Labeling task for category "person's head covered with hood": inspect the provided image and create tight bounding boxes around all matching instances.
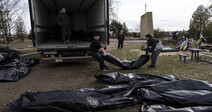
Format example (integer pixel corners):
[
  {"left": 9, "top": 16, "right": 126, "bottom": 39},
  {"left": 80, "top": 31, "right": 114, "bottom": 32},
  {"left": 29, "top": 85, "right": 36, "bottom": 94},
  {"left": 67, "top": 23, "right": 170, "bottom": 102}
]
[{"left": 145, "top": 34, "right": 152, "bottom": 40}]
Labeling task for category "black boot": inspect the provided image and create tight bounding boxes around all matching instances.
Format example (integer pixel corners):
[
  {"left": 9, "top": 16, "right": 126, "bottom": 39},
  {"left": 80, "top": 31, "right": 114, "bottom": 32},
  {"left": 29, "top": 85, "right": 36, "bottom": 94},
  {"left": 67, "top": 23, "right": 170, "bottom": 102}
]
[{"left": 148, "top": 65, "right": 155, "bottom": 68}]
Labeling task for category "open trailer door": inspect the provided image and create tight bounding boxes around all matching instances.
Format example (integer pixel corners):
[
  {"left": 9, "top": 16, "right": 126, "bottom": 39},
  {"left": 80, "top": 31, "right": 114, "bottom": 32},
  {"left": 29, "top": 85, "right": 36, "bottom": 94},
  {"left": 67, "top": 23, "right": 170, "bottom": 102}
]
[
  {"left": 28, "top": 0, "right": 37, "bottom": 47},
  {"left": 86, "top": 0, "right": 109, "bottom": 46},
  {"left": 28, "top": 0, "right": 109, "bottom": 61},
  {"left": 28, "top": 0, "right": 109, "bottom": 49}
]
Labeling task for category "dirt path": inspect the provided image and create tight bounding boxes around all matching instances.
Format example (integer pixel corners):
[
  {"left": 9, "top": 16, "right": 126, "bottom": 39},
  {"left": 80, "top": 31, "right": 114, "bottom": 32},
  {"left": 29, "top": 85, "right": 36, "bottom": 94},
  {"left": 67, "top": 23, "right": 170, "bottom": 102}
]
[
  {"left": 0, "top": 40, "right": 145, "bottom": 112},
  {"left": 0, "top": 58, "right": 106, "bottom": 112}
]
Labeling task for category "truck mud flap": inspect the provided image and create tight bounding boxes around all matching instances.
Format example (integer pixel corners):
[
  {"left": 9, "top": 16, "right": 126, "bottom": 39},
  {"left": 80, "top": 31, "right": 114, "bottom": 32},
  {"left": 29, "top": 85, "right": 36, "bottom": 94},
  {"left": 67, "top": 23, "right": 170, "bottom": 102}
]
[{"left": 102, "top": 53, "right": 150, "bottom": 69}]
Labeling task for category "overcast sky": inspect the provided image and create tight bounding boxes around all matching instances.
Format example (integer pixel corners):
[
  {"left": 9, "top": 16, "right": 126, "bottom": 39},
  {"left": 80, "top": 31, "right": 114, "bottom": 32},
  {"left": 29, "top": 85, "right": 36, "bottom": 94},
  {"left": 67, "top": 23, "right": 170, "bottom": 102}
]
[
  {"left": 117, "top": 0, "right": 212, "bottom": 31},
  {"left": 22, "top": 0, "right": 31, "bottom": 33}
]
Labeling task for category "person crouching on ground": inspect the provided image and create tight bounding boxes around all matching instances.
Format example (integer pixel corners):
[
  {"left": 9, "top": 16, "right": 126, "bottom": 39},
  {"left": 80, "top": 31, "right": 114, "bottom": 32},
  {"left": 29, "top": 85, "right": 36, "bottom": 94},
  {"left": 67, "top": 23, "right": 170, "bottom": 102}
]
[
  {"left": 117, "top": 31, "right": 125, "bottom": 49},
  {"left": 145, "top": 34, "right": 163, "bottom": 68},
  {"left": 90, "top": 35, "right": 109, "bottom": 71}
]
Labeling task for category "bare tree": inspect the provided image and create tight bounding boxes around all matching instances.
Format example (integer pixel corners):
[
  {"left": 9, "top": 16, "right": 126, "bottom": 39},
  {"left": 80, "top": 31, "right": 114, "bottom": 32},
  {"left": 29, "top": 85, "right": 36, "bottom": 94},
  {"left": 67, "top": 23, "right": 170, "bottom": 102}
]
[
  {"left": 189, "top": 5, "right": 211, "bottom": 40},
  {"left": 133, "top": 24, "right": 140, "bottom": 32},
  {"left": 109, "top": 0, "right": 120, "bottom": 22},
  {"left": 0, "top": 0, "right": 27, "bottom": 44},
  {"left": 154, "top": 27, "right": 166, "bottom": 38},
  {"left": 15, "top": 16, "right": 26, "bottom": 42}
]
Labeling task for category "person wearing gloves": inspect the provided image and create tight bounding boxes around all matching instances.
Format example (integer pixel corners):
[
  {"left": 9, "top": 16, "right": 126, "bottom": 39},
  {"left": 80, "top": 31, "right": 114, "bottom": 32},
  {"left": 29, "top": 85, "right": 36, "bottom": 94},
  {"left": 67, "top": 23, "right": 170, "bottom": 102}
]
[
  {"left": 90, "top": 35, "right": 109, "bottom": 71},
  {"left": 145, "top": 34, "right": 163, "bottom": 68}
]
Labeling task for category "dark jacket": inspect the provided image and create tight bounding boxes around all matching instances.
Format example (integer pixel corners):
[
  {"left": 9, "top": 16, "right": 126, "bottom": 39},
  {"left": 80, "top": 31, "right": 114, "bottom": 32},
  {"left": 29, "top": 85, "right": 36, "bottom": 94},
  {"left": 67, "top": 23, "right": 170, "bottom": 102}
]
[
  {"left": 57, "top": 13, "right": 70, "bottom": 27},
  {"left": 90, "top": 40, "right": 102, "bottom": 53},
  {"left": 147, "top": 37, "right": 160, "bottom": 53},
  {"left": 117, "top": 34, "right": 125, "bottom": 41}
]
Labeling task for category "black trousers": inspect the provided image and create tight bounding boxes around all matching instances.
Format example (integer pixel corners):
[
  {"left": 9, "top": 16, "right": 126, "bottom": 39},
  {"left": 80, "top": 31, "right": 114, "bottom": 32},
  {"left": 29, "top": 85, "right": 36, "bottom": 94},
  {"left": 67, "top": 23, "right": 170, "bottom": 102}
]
[
  {"left": 61, "top": 25, "right": 72, "bottom": 41},
  {"left": 92, "top": 52, "right": 107, "bottom": 70},
  {"left": 151, "top": 49, "right": 162, "bottom": 66},
  {"left": 118, "top": 41, "right": 124, "bottom": 49}
]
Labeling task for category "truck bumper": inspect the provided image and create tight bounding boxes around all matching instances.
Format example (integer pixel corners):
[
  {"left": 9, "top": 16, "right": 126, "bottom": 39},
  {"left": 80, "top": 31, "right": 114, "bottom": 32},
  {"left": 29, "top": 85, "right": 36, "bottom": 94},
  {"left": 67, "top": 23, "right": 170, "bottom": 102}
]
[{"left": 42, "top": 56, "right": 93, "bottom": 63}]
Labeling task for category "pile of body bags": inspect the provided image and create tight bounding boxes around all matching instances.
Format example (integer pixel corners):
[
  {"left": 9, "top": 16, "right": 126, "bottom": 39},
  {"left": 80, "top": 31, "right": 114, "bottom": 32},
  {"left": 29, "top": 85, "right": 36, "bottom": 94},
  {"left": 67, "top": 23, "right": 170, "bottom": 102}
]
[
  {"left": 0, "top": 47, "right": 39, "bottom": 81},
  {"left": 8, "top": 72, "right": 212, "bottom": 112}
]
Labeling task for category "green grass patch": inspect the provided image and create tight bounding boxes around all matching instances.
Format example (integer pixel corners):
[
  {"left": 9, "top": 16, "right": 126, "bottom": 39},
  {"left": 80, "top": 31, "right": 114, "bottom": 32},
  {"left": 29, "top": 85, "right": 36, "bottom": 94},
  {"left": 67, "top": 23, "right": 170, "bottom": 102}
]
[
  {"left": 18, "top": 48, "right": 37, "bottom": 54},
  {"left": 108, "top": 45, "right": 144, "bottom": 60},
  {"left": 107, "top": 43, "right": 212, "bottom": 81},
  {"left": 1, "top": 39, "right": 35, "bottom": 54}
]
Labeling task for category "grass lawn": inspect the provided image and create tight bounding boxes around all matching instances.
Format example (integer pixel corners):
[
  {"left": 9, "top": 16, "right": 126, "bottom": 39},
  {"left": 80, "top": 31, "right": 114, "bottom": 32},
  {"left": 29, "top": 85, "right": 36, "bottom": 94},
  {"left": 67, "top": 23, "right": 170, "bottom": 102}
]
[
  {"left": 107, "top": 42, "right": 212, "bottom": 81},
  {"left": 2, "top": 39, "right": 212, "bottom": 80},
  {"left": 0, "top": 39, "right": 36, "bottom": 54}
]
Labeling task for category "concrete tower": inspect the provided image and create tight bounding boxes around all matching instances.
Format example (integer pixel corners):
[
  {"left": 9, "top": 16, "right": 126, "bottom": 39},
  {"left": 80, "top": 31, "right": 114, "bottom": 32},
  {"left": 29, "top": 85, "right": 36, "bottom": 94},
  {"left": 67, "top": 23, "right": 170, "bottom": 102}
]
[{"left": 140, "top": 12, "right": 154, "bottom": 39}]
